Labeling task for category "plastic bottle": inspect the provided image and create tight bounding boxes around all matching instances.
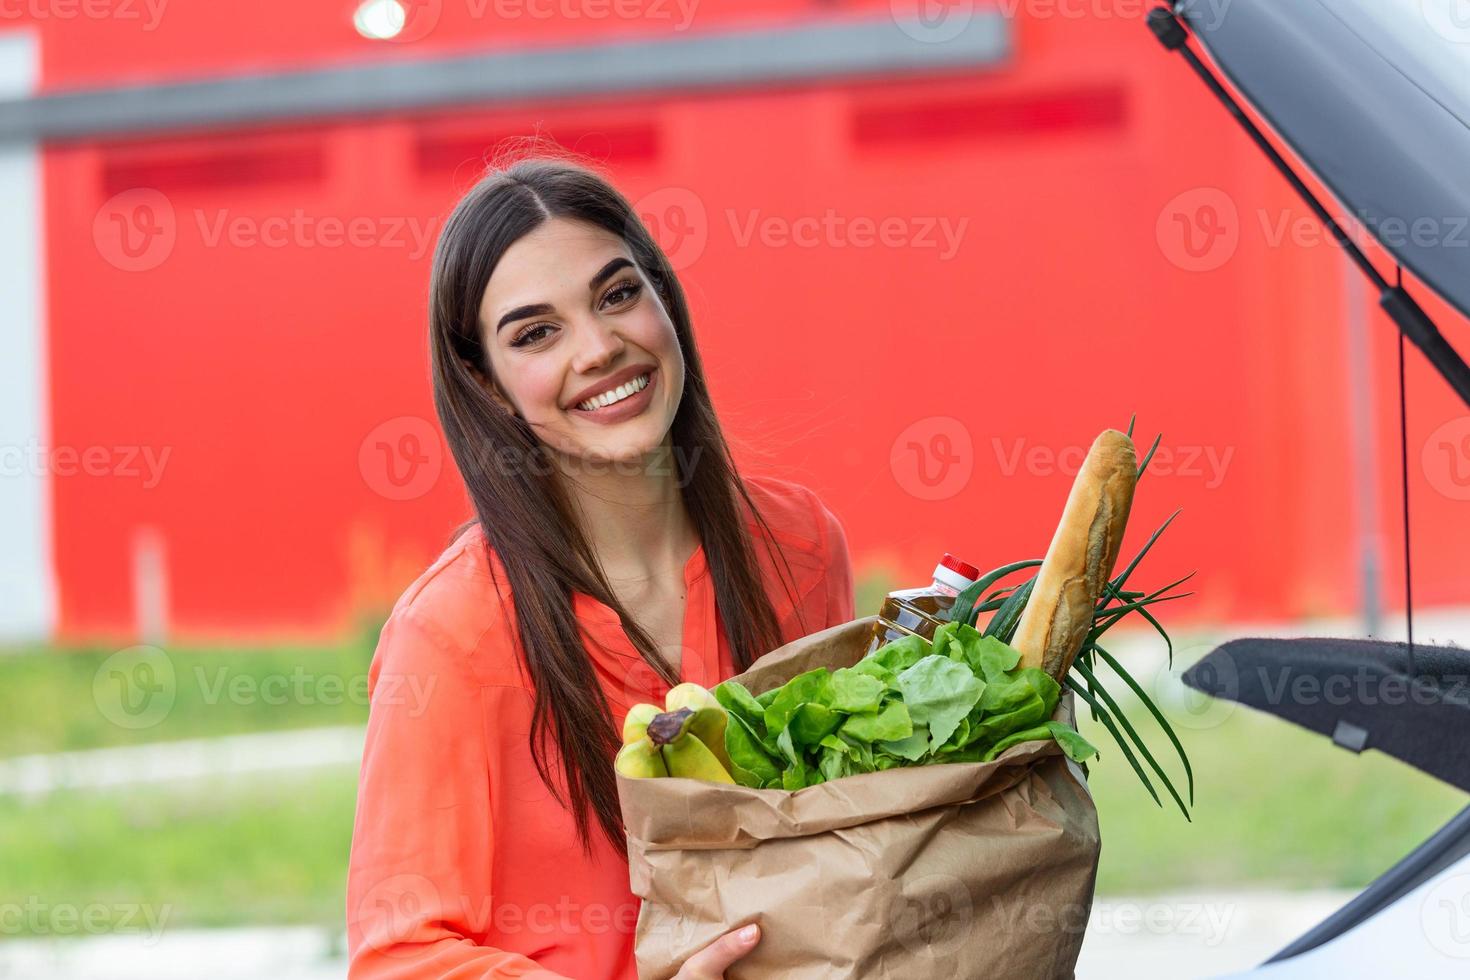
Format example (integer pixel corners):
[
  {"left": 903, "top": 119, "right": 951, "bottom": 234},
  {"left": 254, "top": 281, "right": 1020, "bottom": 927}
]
[{"left": 867, "top": 554, "right": 982, "bottom": 655}]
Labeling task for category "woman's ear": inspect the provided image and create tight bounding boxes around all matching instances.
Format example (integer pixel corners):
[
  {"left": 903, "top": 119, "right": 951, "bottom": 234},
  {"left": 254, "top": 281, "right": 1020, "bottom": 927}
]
[{"left": 467, "top": 360, "right": 519, "bottom": 417}]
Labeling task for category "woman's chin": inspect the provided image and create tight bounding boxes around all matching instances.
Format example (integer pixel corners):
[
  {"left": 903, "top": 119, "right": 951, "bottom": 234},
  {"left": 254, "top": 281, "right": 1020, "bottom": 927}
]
[{"left": 558, "top": 433, "right": 667, "bottom": 473}]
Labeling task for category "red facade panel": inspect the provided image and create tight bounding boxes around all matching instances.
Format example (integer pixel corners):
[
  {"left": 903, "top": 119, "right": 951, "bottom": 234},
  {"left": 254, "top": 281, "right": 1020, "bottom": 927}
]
[{"left": 30, "top": 6, "right": 1470, "bottom": 640}]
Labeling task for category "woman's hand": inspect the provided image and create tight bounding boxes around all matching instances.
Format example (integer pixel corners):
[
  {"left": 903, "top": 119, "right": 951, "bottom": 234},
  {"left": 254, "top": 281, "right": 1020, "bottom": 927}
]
[{"left": 672, "top": 923, "right": 761, "bottom": 979}]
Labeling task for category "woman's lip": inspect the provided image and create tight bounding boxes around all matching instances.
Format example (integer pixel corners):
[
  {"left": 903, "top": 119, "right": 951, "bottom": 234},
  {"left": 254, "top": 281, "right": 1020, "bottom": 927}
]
[
  {"left": 568, "top": 368, "right": 656, "bottom": 423},
  {"left": 568, "top": 365, "right": 658, "bottom": 409}
]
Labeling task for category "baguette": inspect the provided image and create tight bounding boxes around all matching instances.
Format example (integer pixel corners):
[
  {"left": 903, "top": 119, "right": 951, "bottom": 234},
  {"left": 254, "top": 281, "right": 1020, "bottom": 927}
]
[{"left": 1013, "top": 429, "right": 1138, "bottom": 681}]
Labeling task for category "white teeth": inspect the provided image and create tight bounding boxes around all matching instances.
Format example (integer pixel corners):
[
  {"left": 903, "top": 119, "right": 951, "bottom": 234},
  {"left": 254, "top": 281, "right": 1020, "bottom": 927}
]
[{"left": 577, "top": 372, "right": 650, "bottom": 411}]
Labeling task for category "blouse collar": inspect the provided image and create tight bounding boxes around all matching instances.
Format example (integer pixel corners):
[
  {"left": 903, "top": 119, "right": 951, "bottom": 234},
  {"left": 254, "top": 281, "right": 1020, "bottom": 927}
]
[{"left": 571, "top": 540, "right": 708, "bottom": 624}]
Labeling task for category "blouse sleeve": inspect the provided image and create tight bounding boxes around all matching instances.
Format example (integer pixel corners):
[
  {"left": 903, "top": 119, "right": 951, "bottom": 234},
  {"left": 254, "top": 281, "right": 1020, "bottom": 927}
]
[
  {"left": 345, "top": 610, "right": 571, "bottom": 979},
  {"left": 811, "top": 491, "right": 856, "bottom": 629}
]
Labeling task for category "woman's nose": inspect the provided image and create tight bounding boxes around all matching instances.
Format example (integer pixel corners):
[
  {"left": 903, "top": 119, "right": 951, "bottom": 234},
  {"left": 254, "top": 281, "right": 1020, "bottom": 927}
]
[{"left": 570, "top": 316, "right": 626, "bottom": 373}]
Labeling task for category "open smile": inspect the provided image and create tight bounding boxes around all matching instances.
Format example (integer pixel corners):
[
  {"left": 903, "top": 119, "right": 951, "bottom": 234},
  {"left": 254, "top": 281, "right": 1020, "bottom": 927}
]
[{"left": 568, "top": 368, "right": 657, "bottom": 424}]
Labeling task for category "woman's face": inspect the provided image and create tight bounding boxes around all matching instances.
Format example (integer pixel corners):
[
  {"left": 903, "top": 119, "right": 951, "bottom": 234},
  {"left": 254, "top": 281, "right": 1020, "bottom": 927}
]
[{"left": 478, "top": 217, "right": 685, "bottom": 467}]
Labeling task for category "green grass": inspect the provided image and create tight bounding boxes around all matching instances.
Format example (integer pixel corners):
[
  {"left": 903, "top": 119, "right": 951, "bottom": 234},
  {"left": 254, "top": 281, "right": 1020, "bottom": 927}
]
[
  {"left": 0, "top": 576, "right": 895, "bottom": 761},
  {"left": 0, "top": 624, "right": 380, "bottom": 758},
  {"left": 857, "top": 568, "right": 1470, "bottom": 892},
  {"left": 853, "top": 568, "right": 896, "bottom": 628},
  {"left": 4, "top": 589, "right": 1468, "bottom": 936},
  {"left": 5, "top": 706, "right": 1463, "bottom": 937},
  {"left": 1082, "top": 664, "right": 1470, "bottom": 894},
  {"left": 0, "top": 771, "right": 359, "bottom": 931}
]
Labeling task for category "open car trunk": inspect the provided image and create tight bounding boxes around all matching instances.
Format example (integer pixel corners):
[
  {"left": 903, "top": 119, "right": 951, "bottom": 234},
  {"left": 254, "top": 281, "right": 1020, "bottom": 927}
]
[{"left": 1151, "top": 0, "right": 1470, "bottom": 972}]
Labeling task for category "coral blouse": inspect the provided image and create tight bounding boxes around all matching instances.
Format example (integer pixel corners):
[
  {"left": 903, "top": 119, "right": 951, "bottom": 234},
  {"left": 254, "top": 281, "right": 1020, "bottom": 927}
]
[{"left": 345, "top": 475, "right": 856, "bottom": 979}]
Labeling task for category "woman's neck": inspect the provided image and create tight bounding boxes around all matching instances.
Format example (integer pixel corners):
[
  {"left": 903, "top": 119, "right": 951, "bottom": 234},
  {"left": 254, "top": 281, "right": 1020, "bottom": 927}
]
[{"left": 555, "top": 442, "right": 699, "bottom": 588}]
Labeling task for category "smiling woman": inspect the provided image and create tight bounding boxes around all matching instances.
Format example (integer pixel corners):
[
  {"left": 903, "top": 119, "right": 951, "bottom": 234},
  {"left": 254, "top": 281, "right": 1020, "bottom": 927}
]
[
  {"left": 345, "top": 145, "right": 855, "bottom": 979},
  {"left": 479, "top": 221, "right": 683, "bottom": 461}
]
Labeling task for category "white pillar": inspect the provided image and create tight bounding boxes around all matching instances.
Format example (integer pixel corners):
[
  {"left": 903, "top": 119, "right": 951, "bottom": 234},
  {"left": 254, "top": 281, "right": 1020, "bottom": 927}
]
[{"left": 0, "top": 28, "right": 55, "bottom": 640}]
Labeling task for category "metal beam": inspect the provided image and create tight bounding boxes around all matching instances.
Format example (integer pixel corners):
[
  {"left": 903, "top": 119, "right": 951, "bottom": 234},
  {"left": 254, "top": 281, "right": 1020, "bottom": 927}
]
[{"left": 0, "top": 13, "right": 1011, "bottom": 143}]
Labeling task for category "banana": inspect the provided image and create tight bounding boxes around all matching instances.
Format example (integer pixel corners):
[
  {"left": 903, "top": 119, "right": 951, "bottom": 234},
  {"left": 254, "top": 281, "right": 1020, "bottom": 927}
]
[
  {"left": 646, "top": 707, "right": 737, "bottom": 783},
  {"left": 614, "top": 737, "right": 669, "bottom": 778},
  {"left": 662, "top": 730, "right": 737, "bottom": 783},
  {"left": 663, "top": 683, "right": 736, "bottom": 774},
  {"left": 664, "top": 682, "right": 716, "bottom": 712},
  {"left": 615, "top": 686, "right": 738, "bottom": 784},
  {"left": 622, "top": 702, "right": 662, "bottom": 745}
]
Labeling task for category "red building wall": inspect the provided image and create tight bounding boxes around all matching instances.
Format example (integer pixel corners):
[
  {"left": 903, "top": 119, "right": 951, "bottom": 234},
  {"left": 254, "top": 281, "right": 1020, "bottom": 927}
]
[{"left": 24, "top": 1, "right": 1470, "bottom": 641}]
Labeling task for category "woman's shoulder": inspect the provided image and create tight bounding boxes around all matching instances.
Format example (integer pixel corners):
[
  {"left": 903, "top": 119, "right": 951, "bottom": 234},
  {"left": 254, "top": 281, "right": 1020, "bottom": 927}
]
[
  {"left": 739, "top": 474, "right": 852, "bottom": 605},
  {"left": 740, "top": 474, "right": 856, "bottom": 635},
  {"left": 376, "top": 523, "right": 524, "bottom": 688},
  {"left": 740, "top": 473, "right": 848, "bottom": 561}
]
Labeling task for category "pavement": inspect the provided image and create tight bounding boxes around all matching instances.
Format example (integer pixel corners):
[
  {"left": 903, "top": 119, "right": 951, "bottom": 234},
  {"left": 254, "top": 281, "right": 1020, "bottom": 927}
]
[
  {"left": 0, "top": 890, "right": 1359, "bottom": 979},
  {"left": 1077, "top": 890, "right": 1357, "bottom": 978},
  {"left": 0, "top": 726, "right": 365, "bottom": 798}
]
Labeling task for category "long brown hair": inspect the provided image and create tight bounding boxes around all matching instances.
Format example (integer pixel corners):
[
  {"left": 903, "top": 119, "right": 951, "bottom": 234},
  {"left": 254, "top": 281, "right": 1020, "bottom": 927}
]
[{"left": 427, "top": 143, "right": 808, "bottom": 854}]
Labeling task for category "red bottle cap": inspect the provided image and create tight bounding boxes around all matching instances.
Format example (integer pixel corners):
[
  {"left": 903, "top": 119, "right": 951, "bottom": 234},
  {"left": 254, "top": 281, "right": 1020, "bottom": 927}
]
[{"left": 940, "top": 553, "right": 981, "bottom": 582}]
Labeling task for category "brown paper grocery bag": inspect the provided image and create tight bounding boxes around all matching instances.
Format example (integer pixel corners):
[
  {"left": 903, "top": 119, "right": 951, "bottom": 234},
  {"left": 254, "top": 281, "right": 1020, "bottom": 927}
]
[{"left": 617, "top": 614, "right": 1101, "bottom": 979}]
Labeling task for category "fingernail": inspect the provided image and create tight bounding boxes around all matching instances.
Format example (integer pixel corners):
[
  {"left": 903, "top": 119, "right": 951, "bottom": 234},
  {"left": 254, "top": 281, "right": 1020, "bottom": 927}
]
[{"left": 739, "top": 924, "right": 759, "bottom": 944}]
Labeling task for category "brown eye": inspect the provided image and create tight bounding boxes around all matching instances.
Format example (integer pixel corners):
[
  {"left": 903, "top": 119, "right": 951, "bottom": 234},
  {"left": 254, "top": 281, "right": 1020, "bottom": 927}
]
[
  {"left": 511, "top": 323, "right": 555, "bottom": 348},
  {"left": 604, "top": 280, "right": 641, "bottom": 306}
]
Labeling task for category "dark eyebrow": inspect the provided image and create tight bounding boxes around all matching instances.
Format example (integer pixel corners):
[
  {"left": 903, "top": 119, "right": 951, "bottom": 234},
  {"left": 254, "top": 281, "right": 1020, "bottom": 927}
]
[{"left": 495, "top": 257, "right": 636, "bottom": 333}]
